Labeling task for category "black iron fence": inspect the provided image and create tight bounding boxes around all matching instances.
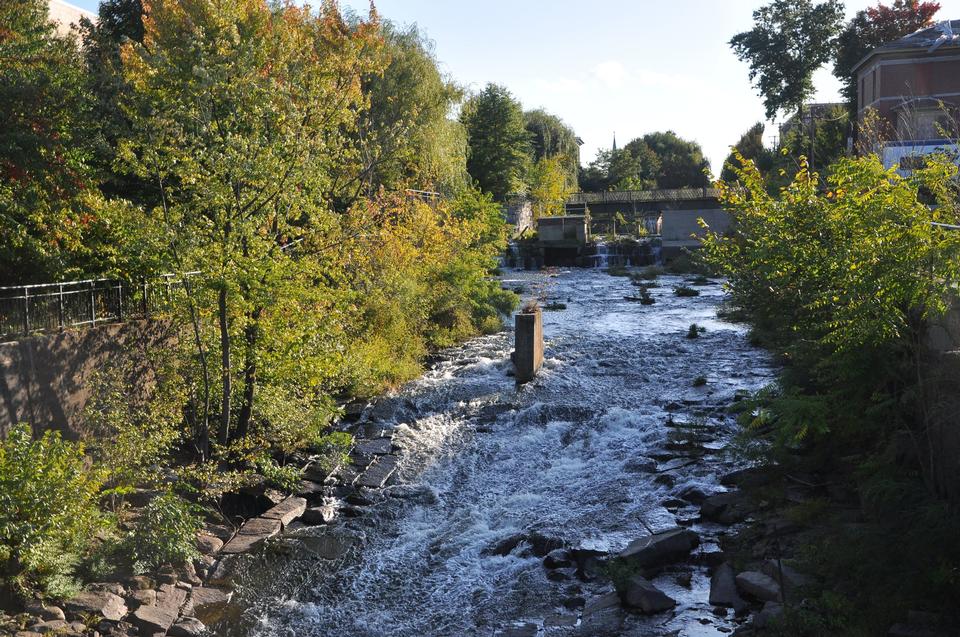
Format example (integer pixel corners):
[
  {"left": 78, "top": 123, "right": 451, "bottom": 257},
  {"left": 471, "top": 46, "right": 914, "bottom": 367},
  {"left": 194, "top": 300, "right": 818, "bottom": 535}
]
[{"left": 0, "top": 273, "right": 199, "bottom": 341}]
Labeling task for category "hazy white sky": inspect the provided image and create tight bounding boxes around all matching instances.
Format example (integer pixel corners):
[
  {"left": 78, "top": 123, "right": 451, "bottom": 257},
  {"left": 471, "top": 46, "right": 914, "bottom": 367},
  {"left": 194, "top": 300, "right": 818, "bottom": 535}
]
[{"left": 70, "top": 0, "right": 960, "bottom": 174}]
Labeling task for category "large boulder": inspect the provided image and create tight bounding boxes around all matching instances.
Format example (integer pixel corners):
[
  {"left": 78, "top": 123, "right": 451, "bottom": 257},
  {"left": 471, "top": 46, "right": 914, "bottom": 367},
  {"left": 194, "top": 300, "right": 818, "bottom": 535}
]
[
  {"left": 578, "top": 592, "right": 624, "bottom": 636},
  {"left": 709, "top": 563, "right": 748, "bottom": 612},
  {"left": 619, "top": 576, "right": 676, "bottom": 614},
  {"left": 301, "top": 505, "right": 337, "bottom": 525},
  {"left": 130, "top": 604, "right": 177, "bottom": 635},
  {"left": 185, "top": 587, "right": 232, "bottom": 624},
  {"left": 262, "top": 496, "right": 307, "bottom": 526},
  {"left": 617, "top": 528, "right": 699, "bottom": 568},
  {"left": 168, "top": 617, "right": 206, "bottom": 637},
  {"left": 700, "top": 492, "right": 750, "bottom": 524},
  {"left": 735, "top": 570, "right": 782, "bottom": 602},
  {"left": 65, "top": 590, "right": 128, "bottom": 622}
]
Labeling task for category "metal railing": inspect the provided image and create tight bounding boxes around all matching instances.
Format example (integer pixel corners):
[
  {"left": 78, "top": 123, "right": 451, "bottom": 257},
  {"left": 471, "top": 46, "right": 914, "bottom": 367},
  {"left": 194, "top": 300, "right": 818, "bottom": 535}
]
[
  {"left": 0, "top": 273, "right": 199, "bottom": 341},
  {"left": 567, "top": 187, "right": 720, "bottom": 205}
]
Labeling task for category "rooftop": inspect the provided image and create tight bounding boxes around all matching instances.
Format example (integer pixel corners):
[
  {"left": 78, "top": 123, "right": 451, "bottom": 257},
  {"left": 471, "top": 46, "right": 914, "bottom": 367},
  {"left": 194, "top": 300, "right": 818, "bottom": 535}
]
[{"left": 854, "top": 19, "right": 960, "bottom": 71}]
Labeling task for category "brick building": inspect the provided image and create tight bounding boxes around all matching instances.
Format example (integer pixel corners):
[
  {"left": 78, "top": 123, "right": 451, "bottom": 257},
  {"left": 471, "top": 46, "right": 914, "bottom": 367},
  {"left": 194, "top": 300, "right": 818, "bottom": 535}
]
[{"left": 853, "top": 20, "right": 960, "bottom": 172}]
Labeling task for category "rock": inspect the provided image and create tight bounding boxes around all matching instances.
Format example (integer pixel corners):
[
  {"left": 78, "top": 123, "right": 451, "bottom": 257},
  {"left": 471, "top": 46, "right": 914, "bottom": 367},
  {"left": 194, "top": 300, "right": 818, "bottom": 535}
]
[
  {"left": 125, "top": 589, "right": 156, "bottom": 609},
  {"left": 544, "top": 614, "right": 578, "bottom": 627},
  {"left": 709, "top": 563, "right": 748, "bottom": 612},
  {"left": 721, "top": 466, "right": 774, "bottom": 488},
  {"left": 88, "top": 582, "right": 127, "bottom": 597},
  {"left": 262, "top": 496, "right": 308, "bottom": 526},
  {"left": 196, "top": 533, "right": 224, "bottom": 555},
  {"left": 24, "top": 602, "right": 65, "bottom": 622},
  {"left": 578, "top": 592, "right": 624, "bottom": 635},
  {"left": 619, "top": 576, "right": 676, "bottom": 614},
  {"left": 543, "top": 548, "right": 572, "bottom": 569},
  {"left": 354, "top": 438, "right": 393, "bottom": 455},
  {"left": 546, "top": 567, "right": 577, "bottom": 582},
  {"left": 618, "top": 528, "right": 700, "bottom": 568},
  {"left": 355, "top": 455, "right": 399, "bottom": 489},
  {"left": 204, "top": 524, "right": 234, "bottom": 541},
  {"left": 295, "top": 532, "right": 353, "bottom": 560},
  {"left": 760, "top": 559, "right": 812, "bottom": 594},
  {"left": 735, "top": 571, "right": 782, "bottom": 602},
  {"left": 679, "top": 486, "right": 709, "bottom": 503},
  {"left": 131, "top": 604, "right": 177, "bottom": 635},
  {"left": 301, "top": 505, "right": 337, "bottom": 525},
  {"left": 700, "top": 492, "right": 749, "bottom": 524},
  {"left": 237, "top": 516, "right": 282, "bottom": 537},
  {"left": 27, "top": 620, "right": 67, "bottom": 634},
  {"left": 185, "top": 587, "right": 232, "bottom": 624},
  {"left": 206, "top": 554, "right": 248, "bottom": 587},
  {"left": 65, "top": 590, "right": 128, "bottom": 622},
  {"left": 168, "top": 617, "right": 206, "bottom": 637},
  {"left": 754, "top": 602, "right": 784, "bottom": 628},
  {"left": 623, "top": 459, "right": 658, "bottom": 474},
  {"left": 345, "top": 491, "right": 375, "bottom": 506},
  {"left": 126, "top": 575, "right": 155, "bottom": 591},
  {"left": 220, "top": 532, "right": 266, "bottom": 554},
  {"left": 495, "top": 623, "right": 537, "bottom": 637},
  {"left": 155, "top": 583, "right": 189, "bottom": 615},
  {"left": 14, "top": 632, "right": 43, "bottom": 637}
]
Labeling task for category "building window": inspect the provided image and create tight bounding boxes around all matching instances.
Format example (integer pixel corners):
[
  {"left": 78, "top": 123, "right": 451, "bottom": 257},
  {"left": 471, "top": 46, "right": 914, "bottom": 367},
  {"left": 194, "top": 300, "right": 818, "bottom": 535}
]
[{"left": 897, "top": 108, "right": 955, "bottom": 141}]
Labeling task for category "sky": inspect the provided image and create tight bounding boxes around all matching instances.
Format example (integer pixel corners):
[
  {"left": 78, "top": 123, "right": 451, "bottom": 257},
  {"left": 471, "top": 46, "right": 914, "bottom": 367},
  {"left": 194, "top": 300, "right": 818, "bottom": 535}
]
[{"left": 68, "top": 0, "right": 960, "bottom": 175}]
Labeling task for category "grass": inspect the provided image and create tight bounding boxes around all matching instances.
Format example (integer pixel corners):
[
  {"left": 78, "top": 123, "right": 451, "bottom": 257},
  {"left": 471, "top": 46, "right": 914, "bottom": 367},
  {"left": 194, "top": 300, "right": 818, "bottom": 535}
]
[{"left": 674, "top": 286, "right": 700, "bottom": 297}]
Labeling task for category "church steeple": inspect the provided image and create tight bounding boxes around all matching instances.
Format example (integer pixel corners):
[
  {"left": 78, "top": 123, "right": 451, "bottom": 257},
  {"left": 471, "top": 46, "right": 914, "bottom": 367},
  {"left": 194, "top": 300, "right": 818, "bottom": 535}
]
[{"left": 612, "top": 132, "right": 617, "bottom": 152}]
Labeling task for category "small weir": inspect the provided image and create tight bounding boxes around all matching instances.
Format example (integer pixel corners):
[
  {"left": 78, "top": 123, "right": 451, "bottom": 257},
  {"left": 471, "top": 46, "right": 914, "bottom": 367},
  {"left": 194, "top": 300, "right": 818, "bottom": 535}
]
[{"left": 219, "top": 269, "right": 774, "bottom": 637}]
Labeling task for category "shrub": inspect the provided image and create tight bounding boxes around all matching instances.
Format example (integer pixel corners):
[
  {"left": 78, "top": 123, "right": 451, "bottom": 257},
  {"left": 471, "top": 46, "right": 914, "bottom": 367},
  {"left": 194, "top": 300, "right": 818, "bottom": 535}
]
[
  {"left": 674, "top": 286, "right": 700, "bottom": 297},
  {"left": 0, "top": 425, "right": 107, "bottom": 600},
  {"left": 692, "top": 375, "right": 708, "bottom": 387},
  {"left": 605, "top": 265, "right": 629, "bottom": 277},
  {"left": 543, "top": 301, "right": 567, "bottom": 311},
  {"left": 255, "top": 456, "right": 303, "bottom": 493},
  {"left": 311, "top": 431, "right": 353, "bottom": 475},
  {"left": 686, "top": 323, "right": 706, "bottom": 339},
  {"left": 127, "top": 492, "right": 200, "bottom": 573}
]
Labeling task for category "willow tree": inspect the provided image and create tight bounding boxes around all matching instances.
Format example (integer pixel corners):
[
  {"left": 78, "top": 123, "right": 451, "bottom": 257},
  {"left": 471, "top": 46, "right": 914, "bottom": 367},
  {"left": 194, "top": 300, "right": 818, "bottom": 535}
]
[{"left": 119, "top": 0, "right": 384, "bottom": 452}]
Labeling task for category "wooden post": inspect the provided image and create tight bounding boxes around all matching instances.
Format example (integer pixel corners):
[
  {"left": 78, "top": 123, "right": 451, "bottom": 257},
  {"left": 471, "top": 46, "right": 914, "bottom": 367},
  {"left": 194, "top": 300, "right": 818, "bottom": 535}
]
[{"left": 514, "top": 309, "right": 544, "bottom": 384}]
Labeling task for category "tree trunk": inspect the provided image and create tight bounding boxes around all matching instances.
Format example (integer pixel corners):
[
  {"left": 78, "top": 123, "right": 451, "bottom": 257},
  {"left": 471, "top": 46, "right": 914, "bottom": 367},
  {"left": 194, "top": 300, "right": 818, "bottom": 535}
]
[
  {"left": 235, "top": 307, "right": 261, "bottom": 440},
  {"left": 217, "top": 285, "right": 231, "bottom": 446}
]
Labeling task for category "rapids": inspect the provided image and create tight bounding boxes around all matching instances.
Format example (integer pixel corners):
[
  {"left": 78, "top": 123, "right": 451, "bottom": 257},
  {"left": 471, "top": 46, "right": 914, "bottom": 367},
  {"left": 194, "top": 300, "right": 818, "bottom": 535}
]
[{"left": 221, "top": 268, "right": 775, "bottom": 637}]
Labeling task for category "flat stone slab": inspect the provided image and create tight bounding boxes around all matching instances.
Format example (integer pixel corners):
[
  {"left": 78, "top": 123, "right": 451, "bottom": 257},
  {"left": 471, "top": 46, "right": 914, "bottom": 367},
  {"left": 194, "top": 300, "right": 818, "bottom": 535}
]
[
  {"left": 65, "top": 590, "right": 127, "bottom": 622},
  {"left": 184, "top": 587, "right": 232, "bottom": 624},
  {"left": 618, "top": 527, "right": 699, "bottom": 568},
  {"left": 131, "top": 604, "right": 177, "bottom": 634},
  {"left": 355, "top": 438, "right": 393, "bottom": 455},
  {"left": 156, "top": 583, "right": 189, "bottom": 615},
  {"left": 262, "top": 496, "right": 307, "bottom": 526},
  {"left": 237, "top": 516, "right": 282, "bottom": 537},
  {"left": 735, "top": 570, "right": 782, "bottom": 602},
  {"left": 355, "top": 455, "right": 398, "bottom": 489},
  {"left": 220, "top": 533, "right": 267, "bottom": 554}
]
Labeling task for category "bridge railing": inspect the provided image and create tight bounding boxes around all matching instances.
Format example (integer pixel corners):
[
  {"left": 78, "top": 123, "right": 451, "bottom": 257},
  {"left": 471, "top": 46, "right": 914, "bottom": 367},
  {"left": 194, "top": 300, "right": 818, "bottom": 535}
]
[
  {"left": 0, "top": 273, "right": 199, "bottom": 342},
  {"left": 567, "top": 186, "right": 720, "bottom": 205}
]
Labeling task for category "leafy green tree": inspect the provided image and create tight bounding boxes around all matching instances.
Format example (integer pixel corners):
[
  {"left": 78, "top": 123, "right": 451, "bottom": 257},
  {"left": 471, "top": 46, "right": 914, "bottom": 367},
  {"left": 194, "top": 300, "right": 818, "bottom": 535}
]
[
  {"left": 641, "top": 131, "right": 710, "bottom": 189},
  {"left": 834, "top": 1, "right": 940, "bottom": 111},
  {"left": 461, "top": 83, "right": 531, "bottom": 200},
  {"left": 119, "top": 0, "right": 384, "bottom": 451},
  {"left": 337, "top": 22, "right": 466, "bottom": 204},
  {"left": 524, "top": 109, "right": 580, "bottom": 189},
  {"left": 730, "top": 0, "right": 845, "bottom": 121},
  {"left": 529, "top": 156, "right": 573, "bottom": 218},
  {"left": 127, "top": 492, "right": 200, "bottom": 572},
  {"left": 0, "top": 0, "right": 111, "bottom": 283},
  {"left": 721, "top": 122, "right": 775, "bottom": 182},
  {"left": 0, "top": 425, "right": 107, "bottom": 600}
]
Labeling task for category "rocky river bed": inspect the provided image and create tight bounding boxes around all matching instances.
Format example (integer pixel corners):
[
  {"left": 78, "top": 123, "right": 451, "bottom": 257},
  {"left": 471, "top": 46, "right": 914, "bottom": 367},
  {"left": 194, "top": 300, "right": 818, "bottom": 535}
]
[{"left": 215, "top": 268, "right": 778, "bottom": 637}]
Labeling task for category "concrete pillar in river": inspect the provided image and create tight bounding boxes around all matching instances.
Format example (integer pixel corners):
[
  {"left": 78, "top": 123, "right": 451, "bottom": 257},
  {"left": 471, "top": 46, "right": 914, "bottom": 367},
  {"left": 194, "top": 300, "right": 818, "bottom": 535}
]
[{"left": 514, "top": 308, "right": 543, "bottom": 383}]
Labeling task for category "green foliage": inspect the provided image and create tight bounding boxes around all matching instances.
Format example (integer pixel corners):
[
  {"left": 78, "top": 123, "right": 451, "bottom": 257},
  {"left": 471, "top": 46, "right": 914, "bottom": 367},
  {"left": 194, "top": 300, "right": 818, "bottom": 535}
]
[
  {"left": 310, "top": 432, "right": 353, "bottom": 476},
  {"left": 674, "top": 286, "right": 700, "bottom": 297},
  {"left": 721, "top": 122, "right": 775, "bottom": 183},
  {"left": 127, "top": 492, "right": 200, "bottom": 572},
  {"left": 529, "top": 156, "right": 574, "bottom": 218},
  {"left": 83, "top": 354, "right": 186, "bottom": 503},
  {"left": 0, "top": 425, "right": 107, "bottom": 600},
  {"left": 686, "top": 323, "right": 706, "bottom": 339},
  {"left": 605, "top": 265, "right": 630, "bottom": 277},
  {"left": 254, "top": 456, "right": 303, "bottom": 494},
  {"left": 461, "top": 83, "right": 531, "bottom": 200},
  {"left": 692, "top": 375, "right": 708, "bottom": 387},
  {"left": 580, "top": 132, "right": 709, "bottom": 192},
  {"left": 730, "top": 0, "right": 845, "bottom": 120},
  {"left": 524, "top": 109, "right": 580, "bottom": 189}
]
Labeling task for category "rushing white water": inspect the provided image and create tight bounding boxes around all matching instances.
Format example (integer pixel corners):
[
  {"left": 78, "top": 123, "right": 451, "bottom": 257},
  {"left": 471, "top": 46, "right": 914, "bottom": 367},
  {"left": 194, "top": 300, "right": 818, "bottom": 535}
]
[{"left": 223, "top": 269, "right": 775, "bottom": 637}]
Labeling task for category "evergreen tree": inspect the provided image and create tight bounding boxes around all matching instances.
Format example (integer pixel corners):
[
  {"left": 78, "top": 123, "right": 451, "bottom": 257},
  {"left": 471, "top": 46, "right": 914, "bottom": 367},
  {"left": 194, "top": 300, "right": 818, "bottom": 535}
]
[{"left": 460, "top": 83, "right": 531, "bottom": 201}]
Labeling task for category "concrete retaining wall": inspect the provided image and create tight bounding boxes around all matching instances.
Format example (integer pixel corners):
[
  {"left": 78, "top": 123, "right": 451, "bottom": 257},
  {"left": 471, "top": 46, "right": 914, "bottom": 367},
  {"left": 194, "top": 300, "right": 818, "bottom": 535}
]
[{"left": 0, "top": 320, "right": 177, "bottom": 439}]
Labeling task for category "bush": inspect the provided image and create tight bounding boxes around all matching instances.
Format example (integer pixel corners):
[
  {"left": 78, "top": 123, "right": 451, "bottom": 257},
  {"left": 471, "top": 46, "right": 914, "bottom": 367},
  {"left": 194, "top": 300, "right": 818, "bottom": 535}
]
[
  {"left": 310, "top": 431, "right": 353, "bottom": 476},
  {"left": 686, "top": 323, "right": 706, "bottom": 339},
  {"left": 674, "top": 286, "right": 700, "bottom": 297},
  {"left": 692, "top": 375, "right": 708, "bottom": 387},
  {"left": 127, "top": 492, "right": 200, "bottom": 573},
  {"left": 255, "top": 456, "right": 303, "bottom": 493},
  {"left": 605, "top": 265, "right": 630, "bottom": 277},
  {"left": 0, "top": 425, "right": 107, "bottom": 600}
]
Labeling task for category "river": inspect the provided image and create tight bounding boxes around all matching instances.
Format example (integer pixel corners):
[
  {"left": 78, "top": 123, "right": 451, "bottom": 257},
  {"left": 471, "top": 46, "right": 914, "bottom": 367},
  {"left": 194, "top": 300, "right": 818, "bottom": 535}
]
[{"left": 219, "top": 268, "right": 775, "bottom": 637}]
